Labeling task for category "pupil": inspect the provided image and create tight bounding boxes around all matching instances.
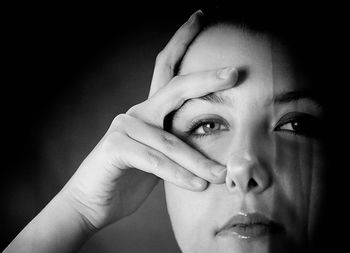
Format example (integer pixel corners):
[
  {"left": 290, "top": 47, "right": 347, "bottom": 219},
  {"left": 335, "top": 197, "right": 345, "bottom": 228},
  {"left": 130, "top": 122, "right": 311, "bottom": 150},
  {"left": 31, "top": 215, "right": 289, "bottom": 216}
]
[{"left": 292, "top": 121, "right": 298, "bottom": 129}]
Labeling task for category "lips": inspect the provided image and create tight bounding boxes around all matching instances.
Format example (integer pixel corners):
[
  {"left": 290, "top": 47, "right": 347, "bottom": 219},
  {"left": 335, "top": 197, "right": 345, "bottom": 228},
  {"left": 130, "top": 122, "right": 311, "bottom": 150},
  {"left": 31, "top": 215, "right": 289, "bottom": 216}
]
[{"left": 216, "top": 213, "right": 285, "bottom": 239}]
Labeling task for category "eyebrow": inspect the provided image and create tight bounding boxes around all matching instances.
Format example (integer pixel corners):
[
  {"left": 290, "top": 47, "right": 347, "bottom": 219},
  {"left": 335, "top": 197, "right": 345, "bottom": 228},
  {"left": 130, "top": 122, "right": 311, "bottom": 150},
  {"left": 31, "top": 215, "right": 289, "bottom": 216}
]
[
  {"left": 196, "top": 92, "right": 228, "bottom": 104},
  {"left": 176, "top": 90, "right": 322, "bottom": 116},
  {"left": 272, "top": 90, "right": 321, "bottom": 105}
]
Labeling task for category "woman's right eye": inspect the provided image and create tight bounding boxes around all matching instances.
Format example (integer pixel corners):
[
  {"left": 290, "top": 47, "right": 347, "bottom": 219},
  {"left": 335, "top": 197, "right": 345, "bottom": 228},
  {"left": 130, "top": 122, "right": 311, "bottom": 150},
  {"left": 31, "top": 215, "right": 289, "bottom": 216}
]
[{"left": 187, "top": 119, "right": 229, "bottom": 139}]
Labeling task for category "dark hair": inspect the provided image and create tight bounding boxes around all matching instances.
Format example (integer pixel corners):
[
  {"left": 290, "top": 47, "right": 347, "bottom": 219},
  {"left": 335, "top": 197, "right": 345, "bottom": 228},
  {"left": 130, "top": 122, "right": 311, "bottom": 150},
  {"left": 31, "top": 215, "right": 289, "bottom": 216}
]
[
  {"left": 176, "top": 1, "right": 329, "bottom": 105},
  {"left": 197, "top": 2, "right": 326, "bottom": 86}
]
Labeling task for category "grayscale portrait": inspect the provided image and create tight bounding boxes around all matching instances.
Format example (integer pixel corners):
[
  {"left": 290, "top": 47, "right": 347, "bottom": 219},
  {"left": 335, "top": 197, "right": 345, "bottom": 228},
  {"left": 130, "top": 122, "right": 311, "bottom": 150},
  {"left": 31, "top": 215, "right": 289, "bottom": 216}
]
[{"left": 3, "top": 1, "right": 347, "bottom": 253}]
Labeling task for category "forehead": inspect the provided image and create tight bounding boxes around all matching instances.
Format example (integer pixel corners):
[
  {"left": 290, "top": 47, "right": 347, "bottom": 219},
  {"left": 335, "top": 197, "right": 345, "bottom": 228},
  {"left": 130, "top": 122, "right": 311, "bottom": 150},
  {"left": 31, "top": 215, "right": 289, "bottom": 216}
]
[
  {"left": 181, "top": 26, "right": 272, "bottom": 73},
  {"left": 180, "top": 25, "right": 306, "bottom": 94}
]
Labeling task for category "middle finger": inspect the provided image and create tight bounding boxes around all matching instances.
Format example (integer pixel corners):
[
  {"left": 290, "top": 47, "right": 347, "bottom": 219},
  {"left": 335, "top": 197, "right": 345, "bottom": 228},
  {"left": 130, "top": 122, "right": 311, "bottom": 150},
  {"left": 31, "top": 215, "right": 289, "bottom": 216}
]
[{"left": 115, "top": 114, "right": 226, "bottom": 183}]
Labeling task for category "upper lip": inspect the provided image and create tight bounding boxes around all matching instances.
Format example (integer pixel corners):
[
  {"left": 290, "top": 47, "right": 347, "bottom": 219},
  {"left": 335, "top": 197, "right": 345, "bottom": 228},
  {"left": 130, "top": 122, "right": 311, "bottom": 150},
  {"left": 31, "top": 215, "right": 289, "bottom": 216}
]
[{"left": 215, "top": 212, "right": 284, "bottom": 236}]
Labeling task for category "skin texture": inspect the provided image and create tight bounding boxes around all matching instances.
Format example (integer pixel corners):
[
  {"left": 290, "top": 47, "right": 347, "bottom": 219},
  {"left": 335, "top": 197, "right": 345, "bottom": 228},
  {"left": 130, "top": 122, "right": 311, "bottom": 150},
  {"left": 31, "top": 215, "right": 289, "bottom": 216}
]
[{"left": 165, "top": 25, "right": 325, "bottom": 253}]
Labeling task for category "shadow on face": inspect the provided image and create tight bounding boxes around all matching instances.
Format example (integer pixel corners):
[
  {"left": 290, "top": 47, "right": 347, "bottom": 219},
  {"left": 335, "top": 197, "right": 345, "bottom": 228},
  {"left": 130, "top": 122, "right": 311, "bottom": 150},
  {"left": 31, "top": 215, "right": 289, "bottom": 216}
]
[{"left": 164, "top": 25, "right": 326, "bottom": 253}]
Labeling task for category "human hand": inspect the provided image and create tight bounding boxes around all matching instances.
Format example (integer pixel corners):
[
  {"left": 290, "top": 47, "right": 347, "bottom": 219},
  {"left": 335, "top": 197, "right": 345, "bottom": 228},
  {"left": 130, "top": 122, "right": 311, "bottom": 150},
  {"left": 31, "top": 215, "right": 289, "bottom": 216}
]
[{"left": 60, "top": 10, "right": 238, "bottom": 233}]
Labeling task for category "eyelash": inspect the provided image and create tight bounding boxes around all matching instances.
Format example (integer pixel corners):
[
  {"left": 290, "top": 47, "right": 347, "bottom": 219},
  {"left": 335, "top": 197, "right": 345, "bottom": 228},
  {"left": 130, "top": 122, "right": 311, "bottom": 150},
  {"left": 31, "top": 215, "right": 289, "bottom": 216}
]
[
  {"left": 273, "top": 112, "right": 321, "bottom": 138},
  {"left": 186, "top": 113, "right": 321, "bottom": 139},
  {"left": 186, "top": 118, "right": 229, "bottom": 139}
]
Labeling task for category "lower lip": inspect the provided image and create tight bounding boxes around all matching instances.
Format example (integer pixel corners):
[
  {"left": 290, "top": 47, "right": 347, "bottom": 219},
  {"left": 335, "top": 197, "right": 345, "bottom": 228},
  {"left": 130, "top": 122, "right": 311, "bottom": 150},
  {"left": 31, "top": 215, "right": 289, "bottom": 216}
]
[{"left": 216, "top": 223, "right": 282, "bottom": 239}]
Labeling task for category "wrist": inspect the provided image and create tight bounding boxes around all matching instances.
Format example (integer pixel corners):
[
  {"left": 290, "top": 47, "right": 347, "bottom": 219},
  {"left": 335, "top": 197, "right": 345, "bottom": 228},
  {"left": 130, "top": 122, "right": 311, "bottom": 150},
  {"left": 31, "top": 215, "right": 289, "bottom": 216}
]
[{"left": 57, "top": 189, "right": 99, "bottom": 236}]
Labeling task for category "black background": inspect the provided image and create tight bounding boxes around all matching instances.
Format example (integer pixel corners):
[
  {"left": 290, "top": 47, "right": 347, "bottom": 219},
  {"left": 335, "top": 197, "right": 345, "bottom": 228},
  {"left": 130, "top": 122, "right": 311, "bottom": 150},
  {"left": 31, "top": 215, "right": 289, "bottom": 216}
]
[{"left": 2, "top": 1, "right": 348, "bottom": 252}]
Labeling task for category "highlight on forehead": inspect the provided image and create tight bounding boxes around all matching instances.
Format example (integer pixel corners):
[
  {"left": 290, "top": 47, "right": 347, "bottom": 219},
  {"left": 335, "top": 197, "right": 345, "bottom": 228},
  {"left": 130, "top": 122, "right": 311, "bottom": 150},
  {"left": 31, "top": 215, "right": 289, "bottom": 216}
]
[{"left": 176, "top": 23, "right": 268, "bottom": 76}]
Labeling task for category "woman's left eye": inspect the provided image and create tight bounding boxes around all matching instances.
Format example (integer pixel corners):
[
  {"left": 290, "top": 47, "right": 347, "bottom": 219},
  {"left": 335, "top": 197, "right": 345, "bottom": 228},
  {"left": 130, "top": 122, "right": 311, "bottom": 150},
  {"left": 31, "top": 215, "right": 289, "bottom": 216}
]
[
  {"left": 274, "top": 112, "right": 321, "bottom": 138},
  {"left": 188, "top": 119, "right": 229, "bottom": 138}
]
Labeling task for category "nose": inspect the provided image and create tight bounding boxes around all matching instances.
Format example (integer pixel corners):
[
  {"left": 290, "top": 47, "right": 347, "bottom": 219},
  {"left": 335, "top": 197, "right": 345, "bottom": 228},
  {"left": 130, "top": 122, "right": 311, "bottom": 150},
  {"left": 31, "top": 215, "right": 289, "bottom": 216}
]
[{"left": 225, "top": 149, "right": 271, "bottom": 194}]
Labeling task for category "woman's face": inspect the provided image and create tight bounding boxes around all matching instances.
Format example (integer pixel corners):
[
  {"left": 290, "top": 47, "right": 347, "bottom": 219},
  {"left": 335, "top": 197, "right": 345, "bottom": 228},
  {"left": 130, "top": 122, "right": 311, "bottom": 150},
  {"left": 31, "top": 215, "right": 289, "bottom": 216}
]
[{"left": 164, "top": 25, "right": 325, "bottom": 253}]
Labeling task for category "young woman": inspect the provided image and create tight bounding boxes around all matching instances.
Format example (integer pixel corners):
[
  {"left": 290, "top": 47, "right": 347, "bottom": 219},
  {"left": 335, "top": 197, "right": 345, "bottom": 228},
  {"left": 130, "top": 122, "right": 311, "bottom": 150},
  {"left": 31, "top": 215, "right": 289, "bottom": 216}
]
[{"left": 5, "top": 4, "right": 333, "bottom": 253}]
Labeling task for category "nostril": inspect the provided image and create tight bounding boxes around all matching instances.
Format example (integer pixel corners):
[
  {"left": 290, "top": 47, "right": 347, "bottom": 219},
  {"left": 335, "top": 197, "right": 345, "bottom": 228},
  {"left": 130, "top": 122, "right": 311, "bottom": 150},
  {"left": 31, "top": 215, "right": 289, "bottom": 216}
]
[
  {"left": 247, "top": 178, "right": 258, "bottom": 190},
  {"left": 229, "top": 181, "right": 236, "bottom": 188},
  {"left": 226, "top": 178, "right": 236, "bottom": 188}
]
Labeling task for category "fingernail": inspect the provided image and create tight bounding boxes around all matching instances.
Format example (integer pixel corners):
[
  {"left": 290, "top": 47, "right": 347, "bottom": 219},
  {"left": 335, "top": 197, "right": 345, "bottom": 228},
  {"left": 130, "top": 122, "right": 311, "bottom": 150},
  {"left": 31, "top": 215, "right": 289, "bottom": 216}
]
[
  {"left": 211, "top": 165, "right": 227, "bottom": 177},
  {"left": 217, "top": 67, "right": 238, "bottom": 80},
  {"left": 191, "top": 177, "right": 207, "bottom": 188},
  {"left": 188, "top": 9, "right": 204, "bottom": 24}
]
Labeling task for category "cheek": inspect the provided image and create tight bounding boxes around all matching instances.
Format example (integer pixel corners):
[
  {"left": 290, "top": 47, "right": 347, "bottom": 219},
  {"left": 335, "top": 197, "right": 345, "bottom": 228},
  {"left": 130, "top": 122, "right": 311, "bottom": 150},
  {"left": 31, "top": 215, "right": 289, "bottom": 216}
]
[
  {"left": 275, "top": 136, "right": 324, "bottom": 205},
  {"left": 188, "top": 134, "right": 234, "bottom": 164},
  {"left": 273, "top": 136, "right": 325, "bottom": 240},
  {"left": 164, "top": 182, "right": 221, "bottom": 252}
]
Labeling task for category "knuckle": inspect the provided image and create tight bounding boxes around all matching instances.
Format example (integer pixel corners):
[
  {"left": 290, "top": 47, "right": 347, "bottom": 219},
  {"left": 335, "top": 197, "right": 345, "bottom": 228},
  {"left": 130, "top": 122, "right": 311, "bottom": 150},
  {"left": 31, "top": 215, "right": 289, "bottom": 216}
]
[
  {"left": 174, "top": 168, "right": 189, "bottom": 185},
  {"left": 156, "top": 49, "right": 175, "bottom": 72},
  {"left": 127, "top": 102, "right": 148, "bottom": 118},
  {"left": 196, "top": 156, "right": 212, "bottom": 171},
  {"left": 165, "top": 60, "right": 174, "bottom": 73},
  {"left": 126, "top": 104, "right": 139, "bottom": 116},
  {"left": 112, "top": 114, "right": 128, "bottom": 127},
  {"left": 101, "top": 131, "right": 125, "bottom": 154},
  {"left": 155, "top": 50, "right": 166, "bottom": 65},
  {"left": 167, "top": 76, "right": 185, "bottom": 98},
  {"left": 169, "top": 75, "right": 186, "bottom": 91},
  {"left": 102, "top": 132, "right": 127, "bottom": 168},
  {"left": 161, "top": 133, "right": 180, "bottom": 152},
  {"left": 176, "top": 96, "right": 187, "bottom": 108},
  {"left": 146, "top": 150, "right": 162, "bottom": 171}
]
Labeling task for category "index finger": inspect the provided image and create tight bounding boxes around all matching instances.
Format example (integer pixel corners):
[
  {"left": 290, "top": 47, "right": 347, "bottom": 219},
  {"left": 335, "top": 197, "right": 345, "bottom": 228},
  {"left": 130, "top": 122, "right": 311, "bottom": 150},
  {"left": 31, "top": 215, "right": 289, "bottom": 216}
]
[
  {"left": 149, "top": 10, "right": 204, "bottom": 97},
  {"left": 129, "top": 66, "right": 238, "bottom": 127}
]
